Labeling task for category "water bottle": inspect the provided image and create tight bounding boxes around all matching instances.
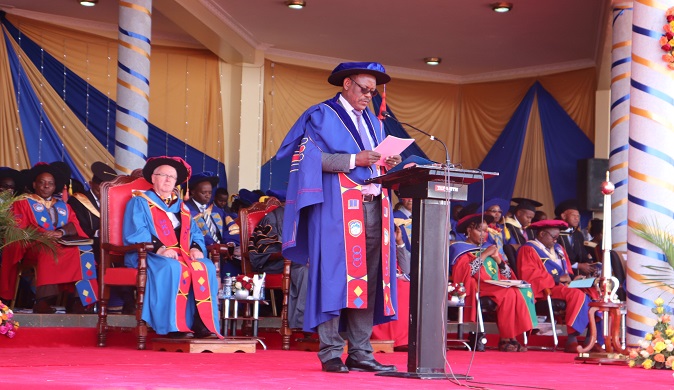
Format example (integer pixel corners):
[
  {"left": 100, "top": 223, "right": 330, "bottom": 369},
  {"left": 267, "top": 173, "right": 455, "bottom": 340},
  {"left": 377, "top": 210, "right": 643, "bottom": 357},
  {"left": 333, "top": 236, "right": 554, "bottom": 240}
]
[
  {"left": 223, "top": 273, "right": 232, "bottom": 298},
  {"left": 259, "top": 274, "right": 265, "bottom": 301}
]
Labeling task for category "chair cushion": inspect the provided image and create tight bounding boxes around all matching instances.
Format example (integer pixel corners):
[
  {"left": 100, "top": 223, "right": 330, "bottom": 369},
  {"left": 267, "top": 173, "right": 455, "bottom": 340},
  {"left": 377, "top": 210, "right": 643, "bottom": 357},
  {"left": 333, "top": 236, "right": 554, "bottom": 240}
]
[{"left": 105, "top": 268, "right": 138, "bottom": 286}]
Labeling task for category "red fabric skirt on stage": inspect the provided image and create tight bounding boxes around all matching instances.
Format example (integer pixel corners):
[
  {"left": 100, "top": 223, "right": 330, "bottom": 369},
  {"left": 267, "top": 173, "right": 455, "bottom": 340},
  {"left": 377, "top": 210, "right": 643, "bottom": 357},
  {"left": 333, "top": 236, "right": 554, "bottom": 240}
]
[{"left": 372, "top": 278, "right": 410, "bottom": 347}]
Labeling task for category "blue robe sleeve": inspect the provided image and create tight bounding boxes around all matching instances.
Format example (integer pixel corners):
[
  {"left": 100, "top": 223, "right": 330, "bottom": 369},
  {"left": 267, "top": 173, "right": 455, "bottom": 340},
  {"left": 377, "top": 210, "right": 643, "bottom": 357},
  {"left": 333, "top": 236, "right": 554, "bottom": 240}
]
[{"left": 123, "top": 196, "right": 155, "bottom": 268}]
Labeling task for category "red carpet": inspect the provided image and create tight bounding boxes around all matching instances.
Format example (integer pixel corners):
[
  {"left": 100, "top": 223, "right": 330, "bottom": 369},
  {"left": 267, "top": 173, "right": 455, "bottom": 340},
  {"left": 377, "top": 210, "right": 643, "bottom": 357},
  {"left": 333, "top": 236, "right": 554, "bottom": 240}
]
[{"left": 1, "top": 328, "right": 668, "bottom": 389}]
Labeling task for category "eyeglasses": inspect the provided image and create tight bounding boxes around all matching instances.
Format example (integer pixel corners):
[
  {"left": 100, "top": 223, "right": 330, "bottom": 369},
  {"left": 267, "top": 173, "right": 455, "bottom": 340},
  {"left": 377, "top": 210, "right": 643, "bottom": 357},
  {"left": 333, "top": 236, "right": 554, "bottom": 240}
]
[
  {"left": 543, "top": 231, "right": 560, "bottom": 240},
  {"left": 349, "top": 78, "right": 378, "bottom": 97},
  {"left": 153, "top": 173, "right": 178, "bottom": 181},
  {"left": 487, "top": 208, "right": 502, "bottom": 214}
]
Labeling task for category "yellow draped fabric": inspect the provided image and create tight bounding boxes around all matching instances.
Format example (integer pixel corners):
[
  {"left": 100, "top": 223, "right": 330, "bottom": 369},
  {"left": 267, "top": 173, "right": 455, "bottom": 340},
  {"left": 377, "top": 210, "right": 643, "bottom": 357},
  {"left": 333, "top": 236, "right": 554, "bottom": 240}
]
[
  {"left": 0, "top": 26, "right": 30, "bottom": 169},
  {"left": 6, "top": 14, "right": 223, "bottom": 160}
]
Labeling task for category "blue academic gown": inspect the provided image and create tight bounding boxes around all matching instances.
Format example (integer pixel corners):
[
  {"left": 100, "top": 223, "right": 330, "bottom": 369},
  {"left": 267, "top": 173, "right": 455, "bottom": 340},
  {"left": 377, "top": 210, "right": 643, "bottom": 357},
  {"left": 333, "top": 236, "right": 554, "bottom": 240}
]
[
  {"left": 278, "top": 93, "right": 398, "bottom": 332},
  {"left": 393, "top": 208, "right": 412, "bottom": 252},
  {"left": 122, "top": 191, "right": 220, "bottom": 335}
]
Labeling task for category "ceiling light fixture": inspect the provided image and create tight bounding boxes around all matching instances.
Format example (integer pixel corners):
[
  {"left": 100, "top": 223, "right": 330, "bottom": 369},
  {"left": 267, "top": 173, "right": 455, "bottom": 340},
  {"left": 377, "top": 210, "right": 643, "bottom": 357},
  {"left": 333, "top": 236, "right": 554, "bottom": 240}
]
[
  {"left": 491, "top": 2, "right": 513, "bottom": 13},
  {"left": 424, "top": 57, "right": 442, "bottom": 66},
  {"left": 79, "top": 0, "right": 98, "bottom": 6},
  {"left": 285, "top": 0, "right": 306, "bottom": 9}
]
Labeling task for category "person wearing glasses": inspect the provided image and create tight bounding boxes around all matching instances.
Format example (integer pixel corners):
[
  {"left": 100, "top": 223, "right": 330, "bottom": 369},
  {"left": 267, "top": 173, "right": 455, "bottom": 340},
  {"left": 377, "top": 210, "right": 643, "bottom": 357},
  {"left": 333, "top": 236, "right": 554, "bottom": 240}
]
[
  {"left": 277, "top": 62, "right": 400, "bottom": 374},
  {"left": 122, "top": 156, "right": 222, "bottom": 339},
  {"left": 450, "top": 213, "right": 537, "bottom": 352},
  {"left": 516, "top": 219, "right": 602, "bottom": 353}
]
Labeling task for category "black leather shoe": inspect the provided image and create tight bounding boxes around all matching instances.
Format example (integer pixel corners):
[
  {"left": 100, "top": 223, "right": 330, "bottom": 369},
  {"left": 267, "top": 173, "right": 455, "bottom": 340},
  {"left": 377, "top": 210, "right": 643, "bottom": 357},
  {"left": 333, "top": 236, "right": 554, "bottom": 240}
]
[
  {"left": 321, "top": 358, "right": 349, "bottom": 373},
  {"left": 167, "top": 332, "right": 193, "bottom": 339},
  {"left": 345, "top": 357, "right": 397, "bottom": 372}
]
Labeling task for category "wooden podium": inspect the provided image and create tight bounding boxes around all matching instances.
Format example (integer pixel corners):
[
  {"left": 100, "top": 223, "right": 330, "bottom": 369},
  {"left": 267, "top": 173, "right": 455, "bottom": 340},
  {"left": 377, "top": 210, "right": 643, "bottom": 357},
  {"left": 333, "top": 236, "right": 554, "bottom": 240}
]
[{"left": 368, "top": 165, "right": 497, "bottom": 379}]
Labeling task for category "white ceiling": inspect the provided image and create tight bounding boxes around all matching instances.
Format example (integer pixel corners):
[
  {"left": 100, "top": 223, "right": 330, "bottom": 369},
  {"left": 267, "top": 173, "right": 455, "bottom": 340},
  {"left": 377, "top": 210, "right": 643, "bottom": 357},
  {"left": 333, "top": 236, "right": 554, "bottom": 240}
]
[{"left": 0, "top": 0, "right": 611, "bottom": 83}]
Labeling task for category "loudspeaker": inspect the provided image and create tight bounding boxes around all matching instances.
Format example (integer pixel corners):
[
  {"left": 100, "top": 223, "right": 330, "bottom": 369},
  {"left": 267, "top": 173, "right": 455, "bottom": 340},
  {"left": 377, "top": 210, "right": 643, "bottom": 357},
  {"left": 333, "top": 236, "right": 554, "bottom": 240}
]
[{"left": 577, "top": 158, "right": 608, "bottom": 211}]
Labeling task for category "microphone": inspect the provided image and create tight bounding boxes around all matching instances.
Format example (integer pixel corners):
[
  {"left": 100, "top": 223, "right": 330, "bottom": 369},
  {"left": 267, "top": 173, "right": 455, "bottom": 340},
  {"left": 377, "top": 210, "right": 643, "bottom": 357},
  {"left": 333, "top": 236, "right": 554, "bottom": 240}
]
[{"left": 381, "top": 111, "right": 451, "bottom": 167}]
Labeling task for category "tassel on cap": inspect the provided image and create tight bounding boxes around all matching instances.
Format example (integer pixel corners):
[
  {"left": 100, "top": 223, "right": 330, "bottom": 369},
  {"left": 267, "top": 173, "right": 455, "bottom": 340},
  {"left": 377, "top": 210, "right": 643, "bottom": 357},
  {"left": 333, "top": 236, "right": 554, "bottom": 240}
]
[{"left": 377, "top": 84, "right": 387, "bottom": 120}]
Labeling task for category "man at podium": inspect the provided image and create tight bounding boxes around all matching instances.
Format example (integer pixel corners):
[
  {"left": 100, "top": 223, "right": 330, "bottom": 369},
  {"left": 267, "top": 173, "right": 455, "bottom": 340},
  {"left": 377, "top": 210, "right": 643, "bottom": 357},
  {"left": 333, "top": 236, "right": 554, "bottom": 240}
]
[{"left": 278, "top": 62, "right": 401, "bottom": 374}]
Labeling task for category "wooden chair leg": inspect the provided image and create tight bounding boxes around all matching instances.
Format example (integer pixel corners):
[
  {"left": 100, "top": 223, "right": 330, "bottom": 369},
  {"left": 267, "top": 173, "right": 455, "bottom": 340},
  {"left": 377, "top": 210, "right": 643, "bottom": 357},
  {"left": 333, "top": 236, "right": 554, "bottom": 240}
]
[{"left": 270, "top": 289, "right": 278, "bottom": 316}]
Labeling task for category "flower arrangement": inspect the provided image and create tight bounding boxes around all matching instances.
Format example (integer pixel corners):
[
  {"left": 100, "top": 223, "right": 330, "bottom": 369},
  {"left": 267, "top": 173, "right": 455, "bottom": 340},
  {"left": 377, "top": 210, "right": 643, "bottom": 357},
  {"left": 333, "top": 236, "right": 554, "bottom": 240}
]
[
  {"left": 660, "top": 7, "right": 674, "bottom": 70},
  {"left": 448, "top": 282, "right": 467, "bottom": 301},
  {"left": 234, "top": 274, "right": 254, "bottom": 293},
  {"left": 0, "top": 301, "right": 19, "bottom": 338},
  {"left": 628, "top": 297, "right": 674, "bottom": 369}
]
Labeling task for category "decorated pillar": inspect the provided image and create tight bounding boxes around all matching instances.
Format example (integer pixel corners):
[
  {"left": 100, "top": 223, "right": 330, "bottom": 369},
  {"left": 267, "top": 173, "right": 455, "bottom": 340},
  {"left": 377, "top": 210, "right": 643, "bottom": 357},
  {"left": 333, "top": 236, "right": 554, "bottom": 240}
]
[
  {"left": 114, "top": 0, "right": 152, "bottom": 174},
  {"left": 626, "top": 1, "right": 674, "bottom": 344},
  {"left": 609, "top": 2, "right": 633, "bottom": 258}
]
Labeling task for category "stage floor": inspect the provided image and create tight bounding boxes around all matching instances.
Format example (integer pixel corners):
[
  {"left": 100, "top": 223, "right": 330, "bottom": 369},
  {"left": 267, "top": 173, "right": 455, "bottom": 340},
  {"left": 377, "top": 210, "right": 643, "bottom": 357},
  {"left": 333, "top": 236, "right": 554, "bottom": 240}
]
[{"left": 1, "top": 344, "right": 665, "bottom": 389}]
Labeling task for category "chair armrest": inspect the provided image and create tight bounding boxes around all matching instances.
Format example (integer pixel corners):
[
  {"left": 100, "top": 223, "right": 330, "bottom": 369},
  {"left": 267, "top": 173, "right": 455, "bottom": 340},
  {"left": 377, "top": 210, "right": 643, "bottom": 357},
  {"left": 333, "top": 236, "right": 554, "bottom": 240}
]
[{"left": 102, "top": 242, "right": 154, "bottom": 254}]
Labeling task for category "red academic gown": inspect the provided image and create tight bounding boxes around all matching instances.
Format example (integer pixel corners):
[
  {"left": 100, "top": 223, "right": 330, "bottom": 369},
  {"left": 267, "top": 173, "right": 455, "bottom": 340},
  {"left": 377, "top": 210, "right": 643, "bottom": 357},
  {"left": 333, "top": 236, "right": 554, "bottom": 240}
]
[
  {"left": 516, "top": 242, "right": 596, "bottom": 333},
  {"left": 0, "top": 196, "right": 89, "bottom": 299},
  {"left": 453, "top": 252, "right": 536, "bottom": 339}
]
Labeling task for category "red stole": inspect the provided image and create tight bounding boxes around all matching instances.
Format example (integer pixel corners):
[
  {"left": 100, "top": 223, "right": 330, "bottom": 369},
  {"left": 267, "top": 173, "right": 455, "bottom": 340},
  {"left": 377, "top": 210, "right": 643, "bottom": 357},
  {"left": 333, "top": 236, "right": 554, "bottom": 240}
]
[
  {"left": 338, "top": 173, "right": 395, "bottom": 317},
  {"left": 140, "top": 193, "right": 220, "bottom": 336}
]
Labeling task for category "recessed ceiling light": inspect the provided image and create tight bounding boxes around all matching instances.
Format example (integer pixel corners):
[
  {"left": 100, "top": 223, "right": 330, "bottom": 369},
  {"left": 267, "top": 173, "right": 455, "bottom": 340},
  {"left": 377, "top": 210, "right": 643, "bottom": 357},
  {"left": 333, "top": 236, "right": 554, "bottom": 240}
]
[
  {"left": 286, "top": 0, "right": 306, "bottom": 9},
  {"left": 424, "top": 57, "right": 442, "bottom": 66},
  {"left": 79, "top": 0, "right": 98, "bottom": 6},
  {"left": 491, "top": 2, "right": 513, "bottom": 13}
]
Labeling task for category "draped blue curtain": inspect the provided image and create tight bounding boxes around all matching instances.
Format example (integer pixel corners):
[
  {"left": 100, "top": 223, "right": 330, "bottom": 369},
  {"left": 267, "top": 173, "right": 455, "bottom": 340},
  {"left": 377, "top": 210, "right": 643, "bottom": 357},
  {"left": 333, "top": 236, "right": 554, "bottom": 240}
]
[
  {"left": 2, "top": 16, "right": 227, "bottom": 187},
  {"left": 467, "top": 86, "right": 535, "bottom": 203},
  {"left": 537, "top": 83, "right": 594, "bottom": 206},
  {"left": 4, "top": 31, "right": 87, "bottom": 186},
  {"left": 467, "top": 82, "right": 594, "bottom": 209}
]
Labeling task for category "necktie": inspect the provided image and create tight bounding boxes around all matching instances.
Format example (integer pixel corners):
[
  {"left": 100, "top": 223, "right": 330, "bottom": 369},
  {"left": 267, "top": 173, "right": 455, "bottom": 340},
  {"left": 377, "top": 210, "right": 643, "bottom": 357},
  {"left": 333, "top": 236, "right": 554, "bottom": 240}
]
[
  {"left": 522, "top": 228, "right": 528, "bottom": 241},
  {"left": 203, "top": 206, "right": 220, "bottom": 243},
  {"left": 353, "top": 110, "right": 372, "bottom": 150}
]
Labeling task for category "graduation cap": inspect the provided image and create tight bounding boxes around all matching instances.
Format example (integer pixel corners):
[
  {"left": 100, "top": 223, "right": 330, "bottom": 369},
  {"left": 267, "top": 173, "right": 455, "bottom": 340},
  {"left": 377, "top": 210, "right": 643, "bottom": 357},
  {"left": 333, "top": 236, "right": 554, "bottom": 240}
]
[
  {"left": 480, "top": 197, "right": 509, "bottom": 214},
  {"left": 188, "top": 171, "right": 219, "bottom": 191},
  {"left": 327, "top": 62, "right": 391, "bottom": 86},
  {"left": 554, "top": 199, "right": 579, "bottom": 217},
  {"left": 455, "top": 213, "right": 494, "bottom": 234},
  {"left": 236, "top": 188, "right": 259, "bottom": 206},
  {"left": 511, "top": 197, "right": 543, "bottom": 213},
  {"left": 266, "top": 189, "right": 287, "bottom": 202},
  {"left": 91, "top": 161, "right": 117, "bottom": 184},
  {"left": 529, "top": 219, "right": 569, "bottom": 231}
]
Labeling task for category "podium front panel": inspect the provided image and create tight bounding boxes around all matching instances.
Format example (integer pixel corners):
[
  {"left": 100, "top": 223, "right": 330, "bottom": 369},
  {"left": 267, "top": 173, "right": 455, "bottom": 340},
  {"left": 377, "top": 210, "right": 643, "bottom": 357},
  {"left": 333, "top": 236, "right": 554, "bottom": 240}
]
[{"left": 397, "top": 182, "right": 468, "bottom": 201}]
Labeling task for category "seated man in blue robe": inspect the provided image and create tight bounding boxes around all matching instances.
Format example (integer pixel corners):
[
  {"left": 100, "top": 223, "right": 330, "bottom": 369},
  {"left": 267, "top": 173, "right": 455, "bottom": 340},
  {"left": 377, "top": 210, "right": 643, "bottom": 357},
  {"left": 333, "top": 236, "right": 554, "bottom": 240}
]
[{"left": 122, "top": 156, "right": 222, "bottom": 339}]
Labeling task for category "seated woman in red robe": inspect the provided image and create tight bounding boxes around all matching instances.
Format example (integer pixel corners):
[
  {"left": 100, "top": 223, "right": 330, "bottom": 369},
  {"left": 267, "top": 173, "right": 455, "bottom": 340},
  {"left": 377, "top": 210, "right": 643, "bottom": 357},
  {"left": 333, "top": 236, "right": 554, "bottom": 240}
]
[
  {"left": 450, "top": 213, "right": 537, "bottom": 352},
  {"left": 0, "top": 163, "right": 97, "bottom": 313}
]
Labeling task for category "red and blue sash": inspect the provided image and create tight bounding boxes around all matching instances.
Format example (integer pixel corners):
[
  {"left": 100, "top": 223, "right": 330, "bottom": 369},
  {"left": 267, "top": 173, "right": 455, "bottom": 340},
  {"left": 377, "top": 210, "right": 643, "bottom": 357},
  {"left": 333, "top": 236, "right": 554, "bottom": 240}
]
[
  {"left": 525, "top": 241, "right": 569, "bottom": 278},
  {"left": 26, "top": 197, "right": 98, "bottom": 305},
  {"left": 338, "top": 173, "right": 394, "bottom": 316},
  {"left": 137, "top": 192, "right": 220, "bottom": 336}
]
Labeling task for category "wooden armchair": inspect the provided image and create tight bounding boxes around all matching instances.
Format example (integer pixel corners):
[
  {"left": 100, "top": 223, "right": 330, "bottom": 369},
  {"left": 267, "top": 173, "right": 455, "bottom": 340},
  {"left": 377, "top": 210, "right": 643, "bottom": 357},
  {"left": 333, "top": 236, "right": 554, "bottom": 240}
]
[
  {"left": 239, "top": 197, "right": 292, "bottom": 350},
  {"left": 96, "top": 174, "right": 153, "bottom": 350}
]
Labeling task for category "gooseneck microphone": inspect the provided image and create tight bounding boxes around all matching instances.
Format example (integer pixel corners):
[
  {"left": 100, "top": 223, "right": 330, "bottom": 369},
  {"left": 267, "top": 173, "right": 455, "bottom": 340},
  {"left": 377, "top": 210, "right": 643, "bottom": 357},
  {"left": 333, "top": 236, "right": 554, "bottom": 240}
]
[{"left": 381, "top": 111, "right": 451, "bottom": 167}]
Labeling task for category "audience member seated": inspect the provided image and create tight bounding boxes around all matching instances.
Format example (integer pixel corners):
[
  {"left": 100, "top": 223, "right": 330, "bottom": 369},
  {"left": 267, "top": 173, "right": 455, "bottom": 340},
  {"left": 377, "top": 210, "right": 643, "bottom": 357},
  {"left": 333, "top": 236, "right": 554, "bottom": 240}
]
[
  {"left": 0, "top": 168, "right": 20, "bottom": 196},
  {"left": 450, "top": 214, "right": 537, "bottom": 352},
  {"left": 531, "top": 210, "right": 547, "bottom": 224},
  {"left": 213, "top": 187, "right": 234, "bottom": 215},
  {"left": 554, "top": 199, "right": 595, "bottom": 277},
  {"left": 393, "top": 194, "right": 412, "bottom": 251},
  {"left": 122, "top": 156, "right": 222, "bottom": 339},
  {"left": 0, "top": 163, "right": 98, "bottom": 314},
  {"left": 505, "top": 197, "right": 541, "bottom": 248},
  {"left": 517, "top": 220, "right": 603, "bottom": 353},
  {"left": 482, "top": 198, "right": 510, "bottom": 262}
]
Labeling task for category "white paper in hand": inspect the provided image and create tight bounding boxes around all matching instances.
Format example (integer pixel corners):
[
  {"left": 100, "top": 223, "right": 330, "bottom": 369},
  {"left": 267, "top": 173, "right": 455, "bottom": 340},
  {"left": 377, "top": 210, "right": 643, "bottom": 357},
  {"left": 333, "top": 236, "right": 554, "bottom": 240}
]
[{"left": 373, "top": 136, "right": 415, "bottom": 166}]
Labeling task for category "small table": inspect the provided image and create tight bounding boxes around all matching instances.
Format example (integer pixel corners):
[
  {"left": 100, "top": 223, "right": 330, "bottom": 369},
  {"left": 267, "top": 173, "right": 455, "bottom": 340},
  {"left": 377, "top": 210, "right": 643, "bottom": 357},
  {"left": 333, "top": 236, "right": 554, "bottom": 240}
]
[
  {"left": 447, "top": 300, "right": 470, "bottom": 350},
  {"left": 220, "top": 296, "right": 269, "bottom": 349}
]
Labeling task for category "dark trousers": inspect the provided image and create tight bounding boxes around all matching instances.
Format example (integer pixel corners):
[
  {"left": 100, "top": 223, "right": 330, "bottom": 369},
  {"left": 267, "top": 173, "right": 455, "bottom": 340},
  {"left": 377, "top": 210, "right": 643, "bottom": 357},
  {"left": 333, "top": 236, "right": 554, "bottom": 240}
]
[{"left": 317, "top": 198, "right": 381, "bottom": 362}]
